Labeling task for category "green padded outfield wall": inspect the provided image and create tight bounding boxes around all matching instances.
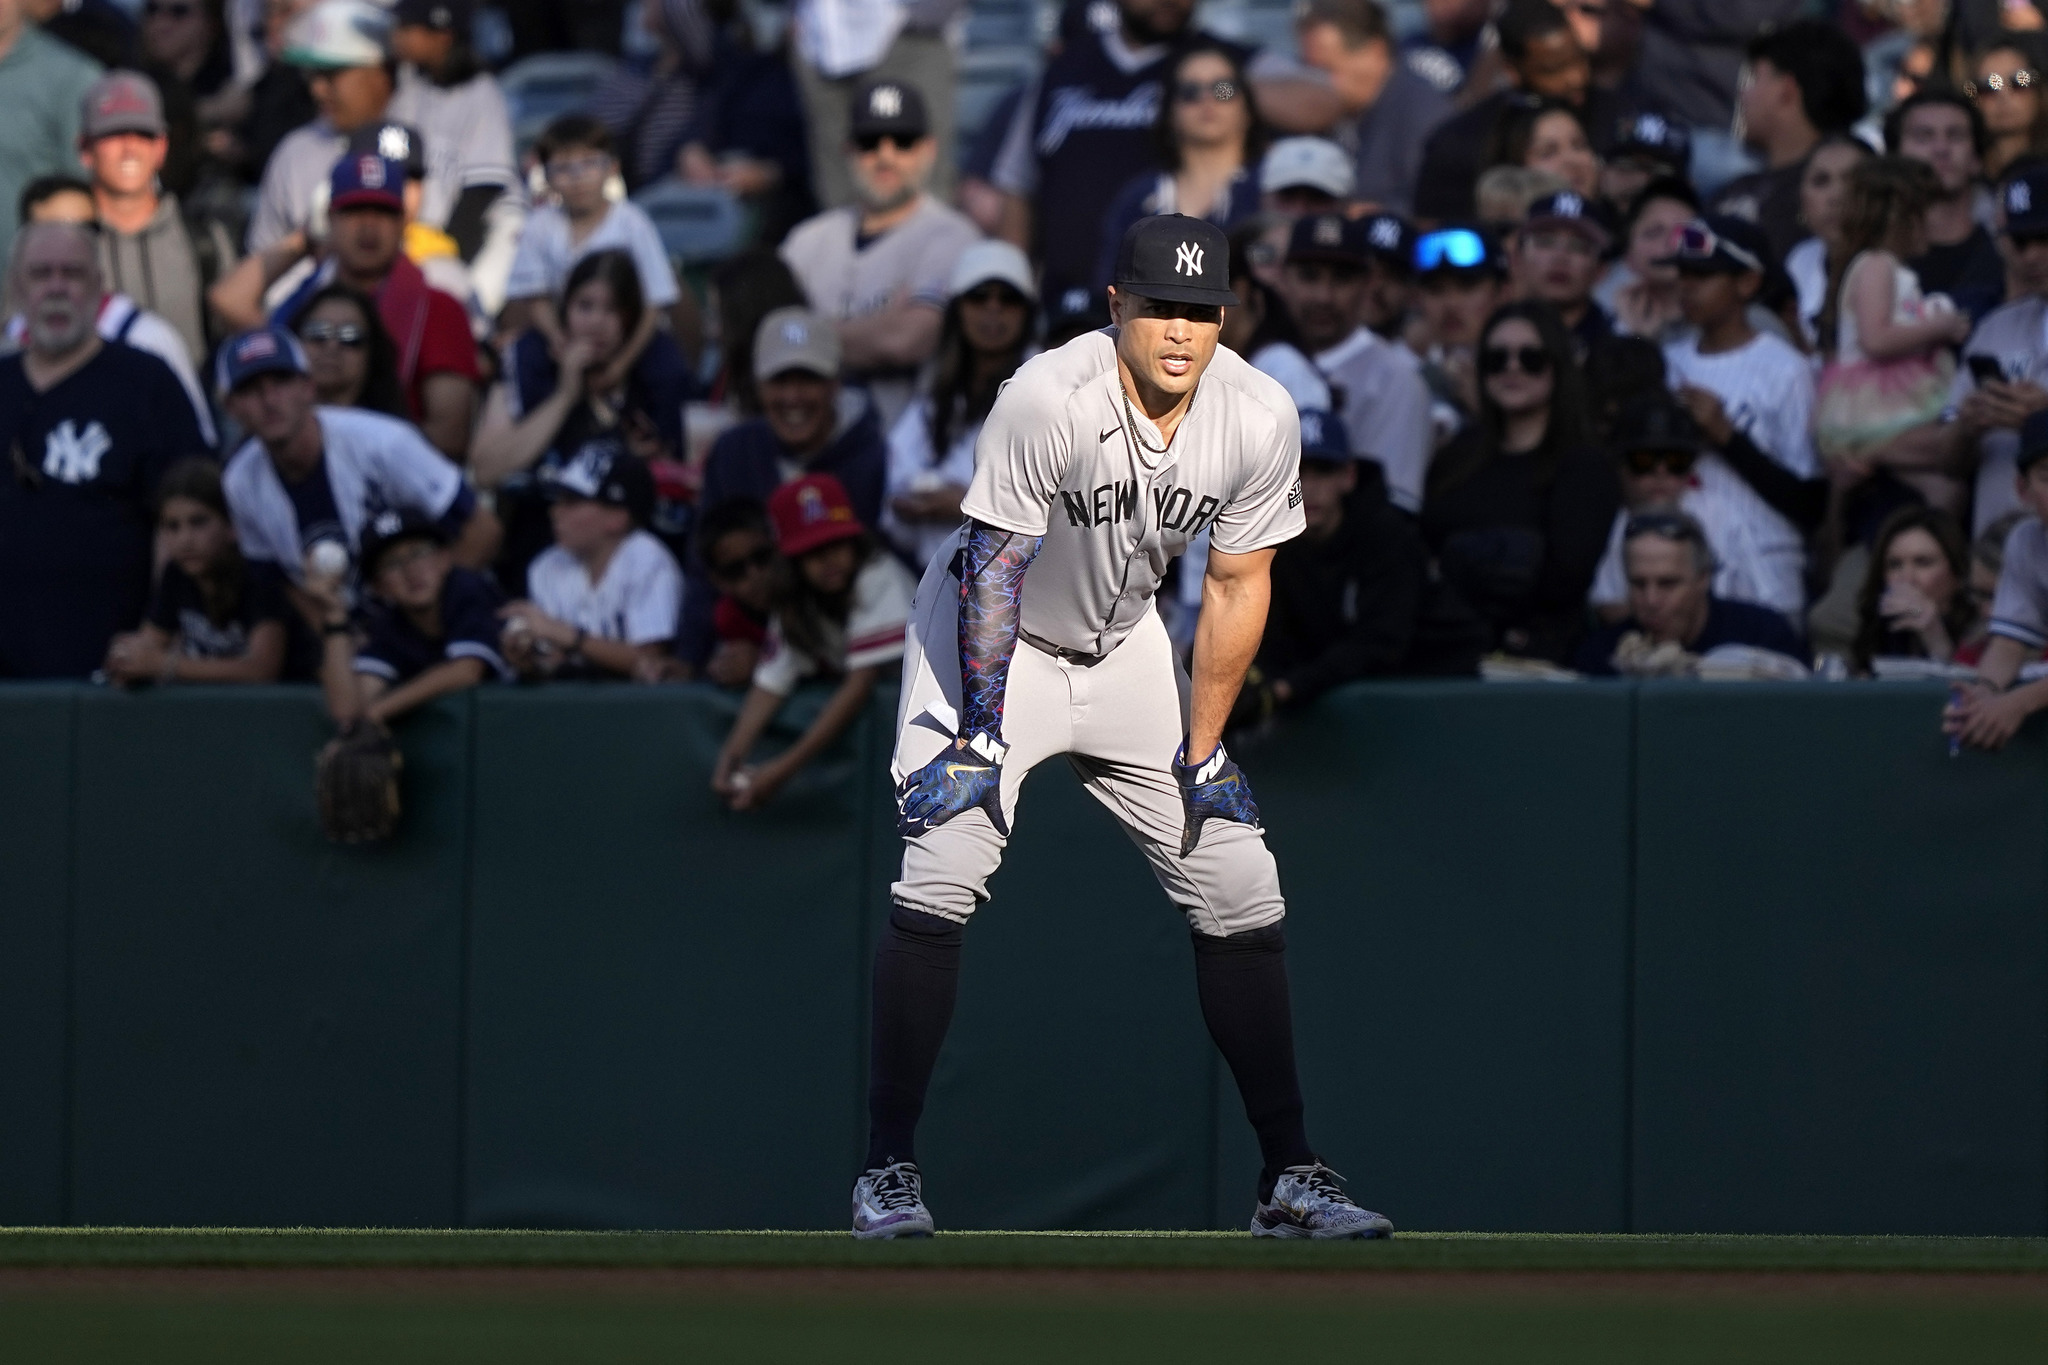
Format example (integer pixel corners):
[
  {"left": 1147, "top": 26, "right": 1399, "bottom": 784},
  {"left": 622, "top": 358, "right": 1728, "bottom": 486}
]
[{"left": 1, "top": 680, "right": 2044, "bottom": 1232}]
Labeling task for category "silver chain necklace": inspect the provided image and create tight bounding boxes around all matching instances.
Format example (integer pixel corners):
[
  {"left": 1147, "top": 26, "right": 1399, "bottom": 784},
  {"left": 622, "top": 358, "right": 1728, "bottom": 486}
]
[{"left": 1119, "top": 379, "right": 1171, "bottom": 456}]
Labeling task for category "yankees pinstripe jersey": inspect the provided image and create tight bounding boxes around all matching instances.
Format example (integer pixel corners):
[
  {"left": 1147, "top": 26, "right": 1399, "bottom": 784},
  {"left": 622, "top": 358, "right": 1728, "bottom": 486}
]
[
  {"left": 1989, "top": 516, "right": 2048, "bottom": 650},
  {"left": 962, "top": 329, "right": 1306, "bottom": 658},
  {"left": 1953, "top": 295, "right": 2048, "bottom": 536}
]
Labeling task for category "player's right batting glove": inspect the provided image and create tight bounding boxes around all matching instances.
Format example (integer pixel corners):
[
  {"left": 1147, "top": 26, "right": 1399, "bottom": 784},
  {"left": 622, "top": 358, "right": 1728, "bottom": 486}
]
[
  {"left": 896, "top": 731, "right": 1010, "bottom": 839},
  {"left": 1172, "top": 740, "right": 1262, "bottom": 858}
]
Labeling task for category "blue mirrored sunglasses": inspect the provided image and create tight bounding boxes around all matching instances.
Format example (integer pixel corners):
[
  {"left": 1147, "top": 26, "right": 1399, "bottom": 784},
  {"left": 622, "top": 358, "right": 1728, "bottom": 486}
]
[{"left": 1414, "top": 228, "right": 1489, "bottom": 273}]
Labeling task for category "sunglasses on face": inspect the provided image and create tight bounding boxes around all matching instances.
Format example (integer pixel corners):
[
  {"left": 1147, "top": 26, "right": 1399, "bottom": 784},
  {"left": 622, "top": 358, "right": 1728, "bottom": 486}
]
[
  {"left": 1625, "top": 449, "right": 1698, "bottom": 477},
  {"left": 300, "top": 321, "right": 365, "bottom": 347},
  {"left": 1176, "top": 78, "right": 1238, "bottom": 105},
  {"left": 144, "top": 1, "right": 194, "bottom": 17},
  {"left": 712, "top": 546, "right": 775, "bottom": 582},
  {"left": 852, "top": 133, "right": 918, "bottom": 154},
  {"left": 1480, "top": 344, "right": 1552, "bottom": 377},
  {"left": 2011, "top": 230, "right": 2048, "bottom": 251},
  {"left": 1414, "top": 228, "right": 1490, "bottom": 273},
  {"left": 1969, "top": 69, "right": 2036, "bottom": 98}
]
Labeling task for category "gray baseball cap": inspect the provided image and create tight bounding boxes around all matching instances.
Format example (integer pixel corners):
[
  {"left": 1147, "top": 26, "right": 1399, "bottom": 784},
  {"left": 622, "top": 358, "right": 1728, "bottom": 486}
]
[
  {"left": 80, "top": 70, "right": 165, "bottom": 141},
  {"left": 753, "top": 307, "right": 840, "bottom": 381}
]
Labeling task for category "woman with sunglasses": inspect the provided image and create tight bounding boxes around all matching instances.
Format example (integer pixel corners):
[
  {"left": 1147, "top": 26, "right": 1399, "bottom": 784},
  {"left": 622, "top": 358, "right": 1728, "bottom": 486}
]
[
  {"left": 882, "top": 242, "right": 1038, "bottom": 573},
  {"left": 292, "top": 285, "right": 407, "bottom": 418},
  {"left": 1422, "top": 300, "right": 1619, "bottom": 662},
  {"left": 1092, "top": 42, "right": 1267, "bottom": 293},
  {"left": 1851, "top": 505, "right": 1981, "bottom": 674},
  {"left": 1971, "top": 35, "right": 2048, "bottom": 181}
]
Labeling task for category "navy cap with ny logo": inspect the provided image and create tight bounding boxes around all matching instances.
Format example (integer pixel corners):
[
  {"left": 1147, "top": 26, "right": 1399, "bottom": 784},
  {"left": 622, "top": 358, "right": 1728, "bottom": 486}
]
[{"left": 1112, "top": 214, "right": 1237, "bottom": 307}]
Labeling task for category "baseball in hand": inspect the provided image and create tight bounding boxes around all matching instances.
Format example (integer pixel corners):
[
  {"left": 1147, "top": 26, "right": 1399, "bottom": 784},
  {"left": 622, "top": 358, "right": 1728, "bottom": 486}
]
[{"left": 309, "top": 540, "right": 349, "bottom": 578}]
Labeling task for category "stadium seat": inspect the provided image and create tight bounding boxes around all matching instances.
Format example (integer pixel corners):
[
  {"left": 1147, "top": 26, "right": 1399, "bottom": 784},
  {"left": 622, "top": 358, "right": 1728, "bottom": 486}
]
[
  {"left": 631, "top": 178, "right": 749, "bottom": 267},
  {"left": 500, "top": 52, "right": 618, "bottom": 153}
]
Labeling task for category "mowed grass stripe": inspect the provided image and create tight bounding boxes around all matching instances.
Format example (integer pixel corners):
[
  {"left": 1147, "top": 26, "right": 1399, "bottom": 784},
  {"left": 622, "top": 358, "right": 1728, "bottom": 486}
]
[{"left": 4, "top": 1230, "right": 2048, "bottom": 1273}]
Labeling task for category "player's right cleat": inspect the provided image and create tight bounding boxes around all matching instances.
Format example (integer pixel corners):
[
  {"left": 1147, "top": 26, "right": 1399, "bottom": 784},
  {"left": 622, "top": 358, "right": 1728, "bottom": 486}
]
[
  {"left": 1251, "top": 1162, "right": 1393, "bottom": 1239},
  {"left": 852, "top": 1161, "right": 936, "bottom": 1240}
]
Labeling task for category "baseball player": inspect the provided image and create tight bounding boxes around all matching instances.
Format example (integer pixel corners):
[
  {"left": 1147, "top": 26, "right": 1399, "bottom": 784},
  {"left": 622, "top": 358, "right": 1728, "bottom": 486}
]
[{"left": 851, "top": 215, "right": 1392, "bottom": 1240}]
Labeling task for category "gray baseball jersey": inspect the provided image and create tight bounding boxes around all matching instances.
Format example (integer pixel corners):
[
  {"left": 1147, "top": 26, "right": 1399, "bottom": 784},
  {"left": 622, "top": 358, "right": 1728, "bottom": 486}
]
[
  {"left": 887, "top": 328, "right": 1302, "bottom": 930},
  {"left": 962, "top": 329, "right": 1306, "bottom": 657},
  {"left": 779, "top": 195, "right": 981, "bottom": 429},
  {"left": 1988, "top": 515, "right": 2048, "bottom": 650}
]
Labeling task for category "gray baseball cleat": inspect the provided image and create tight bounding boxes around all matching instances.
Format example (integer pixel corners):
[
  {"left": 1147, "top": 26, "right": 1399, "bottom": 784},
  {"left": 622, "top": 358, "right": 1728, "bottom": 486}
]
[
  {"left": 852, "top": 1161, "right": 936, "bottom": 1239},
  {"left": 1251, "top": 1162, "right": 1393, "bottom": 1239}
]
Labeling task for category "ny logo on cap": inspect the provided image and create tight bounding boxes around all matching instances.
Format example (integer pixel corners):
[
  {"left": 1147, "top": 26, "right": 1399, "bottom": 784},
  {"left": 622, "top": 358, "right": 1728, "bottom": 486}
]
[
  {"left": 372, "top": 510, "right": 402, "bottom": 538},
  {"left": 1369, "top": 218, "right": 1401, "bottom": 250},
  {"left": 1554, "top": 192, "right": 1583, "bottom": 217},
  {"left": 1175, "top": 241, "right": 1203, "bottom": 276},
  {"left": 1636, "top": 113, "right": 1667, "bottom": 142},
  {"left": 1313, "top": 216, "right": 1343, "bottom": 246},
  {"left": 1300, "top": 411, "right": 1325, "bottom": 448},
  {"left": 2012, "top": 180, "right": 2034, "bottom": 215},
  {"left": 378, "top": 126, "right": 411, "bottom": 161},
  {"left": 870, "top": 85, "right": 903, "bottom": 119},
  {"left": 781, "top": 320, "right": 808, "bottom": 344},
  {"left": 358, "top": 155, "right": 386, "bottom": 188}
]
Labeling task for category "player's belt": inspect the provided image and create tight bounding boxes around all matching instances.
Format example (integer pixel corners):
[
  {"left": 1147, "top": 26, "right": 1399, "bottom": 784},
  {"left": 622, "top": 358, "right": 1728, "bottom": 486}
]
[{"left": 1021, "top": 630, "right": 1106, "bottom": 667}]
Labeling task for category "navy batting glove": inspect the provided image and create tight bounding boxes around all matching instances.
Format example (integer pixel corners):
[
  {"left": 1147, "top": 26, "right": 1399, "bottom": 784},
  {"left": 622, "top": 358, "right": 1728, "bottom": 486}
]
[
  {"left": 897, "top": 732, "right": 1010, "bottom": 839},
  {"left": 1172, "top": 739, "right": 1262, "bottom": 857}
]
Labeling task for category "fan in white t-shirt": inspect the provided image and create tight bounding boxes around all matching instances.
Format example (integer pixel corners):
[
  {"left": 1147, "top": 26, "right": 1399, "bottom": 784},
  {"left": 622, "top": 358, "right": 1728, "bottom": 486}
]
[{"left": 498, "top": 440, "right": 682, "bottom": 681}]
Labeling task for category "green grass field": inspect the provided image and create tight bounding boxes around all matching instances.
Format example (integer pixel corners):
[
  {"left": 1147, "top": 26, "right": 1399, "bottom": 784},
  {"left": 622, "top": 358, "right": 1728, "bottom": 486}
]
[{"left": 4, "top": 1230, "right": 2047, "bottom": 1363}]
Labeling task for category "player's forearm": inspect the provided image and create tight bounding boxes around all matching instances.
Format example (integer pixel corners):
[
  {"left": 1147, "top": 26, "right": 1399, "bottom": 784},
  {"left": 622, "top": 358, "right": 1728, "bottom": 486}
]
[
  {"left": 957, "top": 521, "right": 1041, "bottom": 750},
  {"left": 1189, "top": 568, "right": 1271, "bottom": 758},
  {"left": 1975, "top": 634, "right": 2030, "bottom": 690}
]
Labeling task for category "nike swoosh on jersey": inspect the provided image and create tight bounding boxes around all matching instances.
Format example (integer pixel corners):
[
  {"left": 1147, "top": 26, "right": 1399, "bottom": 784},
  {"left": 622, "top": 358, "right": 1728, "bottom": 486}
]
[{"left": 1099, "top": 426, "right": 1121, "bottom": 442}]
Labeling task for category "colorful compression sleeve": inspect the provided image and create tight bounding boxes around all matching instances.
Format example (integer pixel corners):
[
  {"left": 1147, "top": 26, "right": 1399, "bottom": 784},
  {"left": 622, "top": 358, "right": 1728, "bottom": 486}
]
[{"left": 957, "top": 521, "right": 1042, "bottom": 748}]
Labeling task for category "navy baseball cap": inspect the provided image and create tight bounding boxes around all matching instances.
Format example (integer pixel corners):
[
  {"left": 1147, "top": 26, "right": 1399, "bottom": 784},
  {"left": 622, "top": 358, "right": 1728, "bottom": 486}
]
[
  {"left": 1298, "top": 407, "right": 1351, "bottom": 463},
  {"left": 1359, "top": 213, "right": 1415, "bottom": 274},
  {"left": 849, "top": 79, "right": 929, "bottom": 142},
  {"left": 1613, "top": 112, "right": 1692, "bottom": 171},
  {"left": 2001, "top": 167, "right": 2048, "bottom": 236},
  {"left": 2019, "top": 408, "right": 2048, "bottom": 471},
  {"left": 1286, "top": 211, "right": 1367, "bottom": 269},
  {"left": 1114, "top": 214, "right": 1235, "bottom": 306},
  {"left": 1612, "top": 394, "right": 1705, "bottom": 456},
  {"left": 215, "top": 325, "right": 309, "bottom": 396},
  {"left": 347, "top": 121, "right": 425, "bottom": 180},
  {"left": 1659, "top": 214, "right": 1772, "bottom": 276},
  {"left": 544, "top": 438, "right": 656, "bottom": 524},
  {"left": 331, "top": 151, "right": 404, "bottom": 213},
  {"left": 392, "top": 0, "right": 473, "bottom": 32},
  {"left": 358, "top": 507, "right": 447, "bottom": 578},
  {"left": 1523, "top": 190, "right": 1613, "bottom": 248}
]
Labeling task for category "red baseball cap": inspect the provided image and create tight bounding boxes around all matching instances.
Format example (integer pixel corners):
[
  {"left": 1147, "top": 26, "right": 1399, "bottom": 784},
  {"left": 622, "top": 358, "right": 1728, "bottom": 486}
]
[{"left": 769, "top": 474, "right": 863, "bottom": 557}]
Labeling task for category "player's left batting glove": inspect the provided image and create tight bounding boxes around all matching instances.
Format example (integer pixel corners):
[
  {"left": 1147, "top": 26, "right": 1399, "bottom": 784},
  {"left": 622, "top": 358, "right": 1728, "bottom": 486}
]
[
  {"left": 897, "top": 731, "right": 1010, "bottom": 839},
  {"left": 1172, "top": 739, "right": 1262, "bottom": 858}
]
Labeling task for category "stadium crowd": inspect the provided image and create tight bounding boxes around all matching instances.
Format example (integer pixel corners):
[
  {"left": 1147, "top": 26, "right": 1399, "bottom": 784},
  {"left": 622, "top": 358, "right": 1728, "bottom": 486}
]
[{"left": 7, "top": 0, "right": 2048, "bottom": 812}]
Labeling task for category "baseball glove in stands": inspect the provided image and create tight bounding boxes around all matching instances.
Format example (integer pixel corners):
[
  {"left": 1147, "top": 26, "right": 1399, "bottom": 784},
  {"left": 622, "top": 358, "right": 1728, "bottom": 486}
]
[{"left": 316, "top": 720, "right": 403, "bottom": 843}]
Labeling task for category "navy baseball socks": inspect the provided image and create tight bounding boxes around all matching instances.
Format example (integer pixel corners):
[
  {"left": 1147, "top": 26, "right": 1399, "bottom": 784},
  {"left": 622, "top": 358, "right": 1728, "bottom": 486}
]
[
  {"left": 863, "top": 905, "right": 964, "bottom": 1172},
  {"left": 1189, "top": 923, "right": 1315, "bottom": 1202}
]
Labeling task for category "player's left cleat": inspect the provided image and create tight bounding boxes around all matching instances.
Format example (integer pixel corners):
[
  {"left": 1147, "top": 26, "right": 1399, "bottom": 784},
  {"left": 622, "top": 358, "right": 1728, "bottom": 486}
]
[
  {"left": 1250, "top": 1162, "right": 1393, "bottom": 1239},
  {"left": 852, "top": 1161, "right": 936, "bottom": 1239}
]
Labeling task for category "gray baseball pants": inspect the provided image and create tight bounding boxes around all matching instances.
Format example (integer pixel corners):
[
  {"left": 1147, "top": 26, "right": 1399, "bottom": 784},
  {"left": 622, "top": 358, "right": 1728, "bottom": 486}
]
[{"left": 889, "top": 555, "right": 1287, "bottom": 937}]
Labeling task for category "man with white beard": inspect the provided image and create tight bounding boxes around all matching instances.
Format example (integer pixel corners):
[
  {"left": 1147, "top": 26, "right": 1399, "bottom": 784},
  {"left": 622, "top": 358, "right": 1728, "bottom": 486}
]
[{"left": 0, "top": 221, "right": 210, "bottom": 677}]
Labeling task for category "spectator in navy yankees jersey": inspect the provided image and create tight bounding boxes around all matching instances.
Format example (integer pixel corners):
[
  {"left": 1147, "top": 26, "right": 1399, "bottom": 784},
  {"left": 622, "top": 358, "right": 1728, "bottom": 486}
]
[
  {"left": 1948, "top": 411, "right": 2048, "bottom": 749},
  {"left": 780, "top": 78, "right": 980, "bottom": 433},
  {"left": 498, "top": 440, "right": 683, "bottom": 683},
  {"left": 0, "top": 221, "right": 210, "bottom": 679},
  {"left": 1574, "top": 510, "right": 1807, "bottom": 676},
  {"left": 1094, "top": 42, "right": 1267, "bottom": 295},
  {"left": 711, "top": 472, "right": 916, "bottom": 812},
  {"left": 1889, "top": 89, "right": 2007, "bottom": 325},
  {"left": 882, "top": 239, "right": 1036, "bottom": 573},
  {"left": 1422, "top": 299, "right": 1618, "bottom": 663},
  {"left": 101, "top": 458, "right": 295, "bottom": 686},
  {"left": 988, "top": 0, "right": 1238, "bottom": 305},
  {"left": 1247, "top": 406, "right": 1479, "bottom": 719},
  {"left": 1413, "top": 0, "right": 1621, "bottom": 225},
  {"left": 76, "top": 69, "right": 213, "bottom": 368},
  {"left": 1509, "top": 190, "right": 1614, "bottom": 356},
  {"left": 1710, "top": 21, "right": 1868, "bottom": 265},
  {"left": 1277, "top": 212, "right": 1434, "bottom": 513},
  {"left": 216, "top": 324, "right": 499, "bottom": 595},
  {"left": 304, "top": 506, "right": 509, "bottom": 729}
]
